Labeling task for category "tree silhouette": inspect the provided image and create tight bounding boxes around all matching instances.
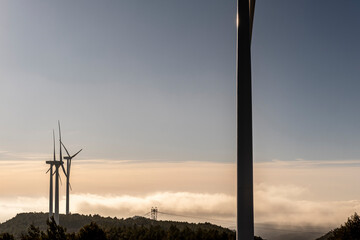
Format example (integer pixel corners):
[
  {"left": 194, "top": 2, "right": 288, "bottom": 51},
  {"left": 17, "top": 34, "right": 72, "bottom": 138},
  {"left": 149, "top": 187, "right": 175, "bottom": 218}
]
[
  {"left": 77, "top": 222, "right": 107, "bottom": 240},
  {"left": 65, "top": 233, "right": 76, "bottom": 240},
  {"left": 0, "top": 233, "right": 15, "bottom": 240},
  {"left": 1, "top": 213, "right": 242, "bottom": 240},
  {"left": 329, "top": 212, "right": 360, "bottom": 240},
  {"left": 254, "top": 236, "right": 264, "bottom": 240},
  {"left": 20, "top": 224, "right": 42, "bottom": 240},
  {"left": 167, "top": 225, "right": 180, "bottom": 239},
  {"left": 43, "top": 217, "right": 67, "bottom": 240}
]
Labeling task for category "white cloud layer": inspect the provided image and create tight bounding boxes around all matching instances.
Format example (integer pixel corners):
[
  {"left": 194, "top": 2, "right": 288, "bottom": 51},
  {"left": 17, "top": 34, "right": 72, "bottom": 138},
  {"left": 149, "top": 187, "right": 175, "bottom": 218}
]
[
  {"left": 254, "top": 159, "right": 360, "bottom": 228},
  {"left": 0, "top": 160, "right": 236, "bottom": 227},
  {"left": 0, "top": 192, "right": 236, "bottom": 228},
  {"left": 255, "top": 183, "right": 360, "bottom": 227},
  {"left": 2, "top": 158, "right": 360, "bottom": 230},
  {"left": 72, "top": 192, "right": 236, "bottom": 223}
]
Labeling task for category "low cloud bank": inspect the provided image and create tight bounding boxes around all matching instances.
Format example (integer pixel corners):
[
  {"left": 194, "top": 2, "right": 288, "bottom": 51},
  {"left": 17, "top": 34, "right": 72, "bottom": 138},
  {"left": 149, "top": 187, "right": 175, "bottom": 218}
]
[
  {"left": 0, "top": 160, "right": 236, "bottom": 227},
  {"left": 3, "top": 184, "right": 358, "bottom": 230},
  {"left": 0, "top": 196, "right": 48, "bottom": 223},
  {"left": 255, "top": 183, "right": 360, "bottom": 227},
  {"left": 0, "top": 192, "right": 236, "bottom": 227},
  {"left": 254, "top": 159, "right": 360, "bottom": 228},
  {"left": 2, "top": 158, "right": 360, "bottom": 230},
  {"left": 72, "top": 192, "right": 236, "bottom": 224}
]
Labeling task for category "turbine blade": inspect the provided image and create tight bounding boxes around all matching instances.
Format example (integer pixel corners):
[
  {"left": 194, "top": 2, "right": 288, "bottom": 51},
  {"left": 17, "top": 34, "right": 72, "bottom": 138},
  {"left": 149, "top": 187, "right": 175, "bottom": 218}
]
[
  {"left": 59, "top": 174, "right": 62, "bottom": 185},
  {"left": 71, "top": 149, "right": 82, "bottom": 159},
  {"left": 58, "top": 121, "right": 62, "bottom": 139},
  {"left": 69, "top": 182, "right": 72, "bottom": 191},
  {"left": 61, "top": 163, "right": 67, "bottom": 177},
  {"left": 61, "top": 141, "right": 71, "bottom": 157},
  {"left": 53, "top": 130, "right": 56, "bottom": 161},
  {"left": 46, "top": 167, "right": 51, "bottom": 174},
  {"left": 58, "top": 121, "right": 63, "bottom": 162}
]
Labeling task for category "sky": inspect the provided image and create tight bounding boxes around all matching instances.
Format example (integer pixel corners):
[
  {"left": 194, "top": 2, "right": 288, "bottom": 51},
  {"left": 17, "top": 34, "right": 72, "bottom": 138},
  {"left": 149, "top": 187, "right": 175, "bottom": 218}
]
[
  {"left": 1, "top": 0, "right": 360, "bottom": 237},
  {"left": 0, "top": 0, "right": 237, "bottom": 228},
  {"left": 251, "top": 0, "right": 360, "bottom": 238},
  {"left": 252, "top": 0, "right": 360, "bottom": 162},
  {"left": 0, "top": 0, "right": 236, "bottom": 162}
]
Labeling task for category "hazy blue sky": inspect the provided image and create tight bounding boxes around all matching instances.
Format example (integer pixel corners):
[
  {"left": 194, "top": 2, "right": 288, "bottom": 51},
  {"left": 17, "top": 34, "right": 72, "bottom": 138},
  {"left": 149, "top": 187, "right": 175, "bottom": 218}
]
[
  {"left": 253, "top": 0, "right": 360, "bottom": 162},
  {"left": 0, "top": 0, "right": 236, "bottom": 163},
  {"left": 3, "top": 1, "right": 358, "bottom": 164}
]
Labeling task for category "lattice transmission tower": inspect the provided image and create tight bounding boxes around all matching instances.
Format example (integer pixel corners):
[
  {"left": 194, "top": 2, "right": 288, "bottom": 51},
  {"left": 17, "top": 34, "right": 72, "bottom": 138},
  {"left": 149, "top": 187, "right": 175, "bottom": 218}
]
[{"left": 150, "top": 207, "right": 158, "bottom": 220}]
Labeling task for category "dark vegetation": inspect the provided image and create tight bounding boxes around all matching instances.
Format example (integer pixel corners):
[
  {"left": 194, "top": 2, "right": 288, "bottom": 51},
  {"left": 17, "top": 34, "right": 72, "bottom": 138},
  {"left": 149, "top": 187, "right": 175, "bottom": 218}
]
[
  {"left": 0, "top": 233, "right": 15, "bottom": 240},
  {"left": 254, "top": 237, "right": 264, "bottom": 240},
  {"left": 0, "top": 213, "right": 243, "bottom": 240},
  {"left": 316, "top": 212, "right": 360, "bottom": 240}
]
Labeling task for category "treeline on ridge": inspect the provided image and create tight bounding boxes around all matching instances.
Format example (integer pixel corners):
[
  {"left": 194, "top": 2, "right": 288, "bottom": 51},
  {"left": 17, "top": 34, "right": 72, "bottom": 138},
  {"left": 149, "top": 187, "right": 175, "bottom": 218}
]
[{"left": 0, "top": 217, "right": 236, "bottom": 240}]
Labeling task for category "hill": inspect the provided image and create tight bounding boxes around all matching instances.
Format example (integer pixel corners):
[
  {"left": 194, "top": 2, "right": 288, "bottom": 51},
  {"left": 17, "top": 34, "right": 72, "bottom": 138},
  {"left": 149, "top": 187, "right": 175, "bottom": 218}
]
[
  {"left": 315, "top": 231, "right": 333, "bottom": 240},
  {"left": 0, "top": 212, "right": 235, "bottom": 239},
  {"left": 254, "top": 223, "right": 329, "bottom": 240},
  {"left": 315, "top": 213, "right": 360, "bottom": 240}
]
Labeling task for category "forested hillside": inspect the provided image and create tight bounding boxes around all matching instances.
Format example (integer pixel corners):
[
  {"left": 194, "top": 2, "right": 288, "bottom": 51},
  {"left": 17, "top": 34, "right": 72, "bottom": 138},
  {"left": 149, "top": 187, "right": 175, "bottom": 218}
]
[
  {"left": 0, "top": 212, "right": 237, "bottom": 240},
  {"left": 316, "top": 213, "right": 360, "bottom": 240}
]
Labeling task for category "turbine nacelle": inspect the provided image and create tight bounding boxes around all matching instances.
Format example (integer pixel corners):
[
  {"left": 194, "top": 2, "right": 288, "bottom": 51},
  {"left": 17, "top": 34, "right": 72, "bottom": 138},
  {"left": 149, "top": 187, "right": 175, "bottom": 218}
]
[{"left": 46, "top": 160, "right": 64, "bottom": 165}]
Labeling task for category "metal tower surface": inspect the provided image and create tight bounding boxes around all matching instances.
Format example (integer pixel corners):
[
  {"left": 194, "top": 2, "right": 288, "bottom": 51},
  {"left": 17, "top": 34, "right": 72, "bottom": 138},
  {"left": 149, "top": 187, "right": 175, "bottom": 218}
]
[
  {"left": 54, "top": 161, "right": 61, "bottom": 224},
  {"left": 61, "top": 142, "right": 82, "bottom": 215},
  {"left": 237, "top": 0, "right": 255, "bottom": 239},
  {"left": 45, "top": 130, "right": 57, "bottom": 218},
  {"left": 47, "top": 157, "right": 64, "bottom": 224},
  {"left": 151, "top": 207, "right": 158, "bottom": 220}
]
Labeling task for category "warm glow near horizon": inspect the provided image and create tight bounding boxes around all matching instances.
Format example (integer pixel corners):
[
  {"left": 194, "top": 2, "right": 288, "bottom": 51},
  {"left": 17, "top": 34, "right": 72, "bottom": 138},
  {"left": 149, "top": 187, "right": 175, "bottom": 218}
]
[
  {"left": 0, "top": 159, "right": 236, "bottom": 227},
  {"left": 2, "top": 158, "right": 360, "bottom": 230}
]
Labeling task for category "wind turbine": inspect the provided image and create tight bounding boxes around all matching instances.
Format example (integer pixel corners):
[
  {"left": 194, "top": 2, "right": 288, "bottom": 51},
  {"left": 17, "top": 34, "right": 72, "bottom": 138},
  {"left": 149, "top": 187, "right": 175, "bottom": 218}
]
[
  {"left": 45, "top": 122, "right": 80, "bottom": 223},
  {"left": 61, "top": 141, "right": 82, "bottom": 215},
  {"left": 45, "top": 127, "right": 67, "bottom": 224}
]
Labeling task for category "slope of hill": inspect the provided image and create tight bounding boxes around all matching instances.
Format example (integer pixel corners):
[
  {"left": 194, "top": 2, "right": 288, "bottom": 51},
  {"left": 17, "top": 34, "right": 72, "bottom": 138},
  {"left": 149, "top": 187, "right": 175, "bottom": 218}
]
[
  {"left": 315, "top": 213, "right": 360, "bottom": 240},
  {"left": 315, "top": 231, "right": 333, "bottom": 240},
  {"left": 0, "top": 212, "right": 234, "bottom": 239},
  {"left": 254, "top": 223, "right": 329, "bottom": 240}
]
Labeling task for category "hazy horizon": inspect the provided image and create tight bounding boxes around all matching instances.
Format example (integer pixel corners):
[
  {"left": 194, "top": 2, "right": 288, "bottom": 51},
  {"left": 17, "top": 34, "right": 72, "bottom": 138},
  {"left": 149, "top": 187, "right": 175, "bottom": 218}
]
[
  {"left": 0, "top": 0, "right": 237, "bottom": 229},
  {"left": 1, "top": 1, "right": 360, "bottom": 239}
]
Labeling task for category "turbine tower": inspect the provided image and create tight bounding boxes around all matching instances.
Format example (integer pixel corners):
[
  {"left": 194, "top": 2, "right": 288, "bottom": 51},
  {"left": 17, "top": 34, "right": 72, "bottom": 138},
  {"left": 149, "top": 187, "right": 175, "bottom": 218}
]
[
  {"left": 54, "top": 121, "right": 67, "bottom": 223},
  {"left": 53, "top": 155, "right": 63, "bottom": 224},
  {"left": 45, "top": 130, "right": 56, "bottom": 218},
  {"left": 61, "top": 141, "right": 82, "bottom": 215}
]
